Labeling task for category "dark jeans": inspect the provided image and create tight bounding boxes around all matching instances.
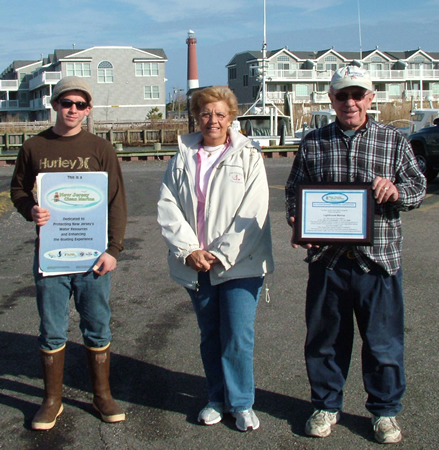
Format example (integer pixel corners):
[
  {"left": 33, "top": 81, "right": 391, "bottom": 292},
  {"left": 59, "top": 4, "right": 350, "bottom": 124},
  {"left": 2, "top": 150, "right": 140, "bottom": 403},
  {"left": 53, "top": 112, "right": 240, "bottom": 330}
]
[{"left": 305, "top": 257, "right": 405, "bottom": 417}]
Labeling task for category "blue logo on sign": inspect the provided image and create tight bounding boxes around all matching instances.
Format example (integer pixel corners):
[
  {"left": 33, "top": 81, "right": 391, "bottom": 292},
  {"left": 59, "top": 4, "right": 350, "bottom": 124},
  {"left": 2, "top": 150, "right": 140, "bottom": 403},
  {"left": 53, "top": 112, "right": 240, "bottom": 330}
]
[{"left": 322, "top": 193, "right": 348, "bottom": 204}]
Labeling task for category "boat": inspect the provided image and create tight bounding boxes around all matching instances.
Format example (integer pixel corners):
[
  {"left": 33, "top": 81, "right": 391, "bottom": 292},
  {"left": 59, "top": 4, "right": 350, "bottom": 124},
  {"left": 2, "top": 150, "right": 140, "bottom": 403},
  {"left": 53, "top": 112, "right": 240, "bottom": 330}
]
[
  {"left": 295, "top": 108, "right": 381, "bottom": 138},
  {"left": 409, "top": 108, "right": 439, "bottom": 134},
  {"left": 233, "top": 0, "right": 300, "bottom": 147}
]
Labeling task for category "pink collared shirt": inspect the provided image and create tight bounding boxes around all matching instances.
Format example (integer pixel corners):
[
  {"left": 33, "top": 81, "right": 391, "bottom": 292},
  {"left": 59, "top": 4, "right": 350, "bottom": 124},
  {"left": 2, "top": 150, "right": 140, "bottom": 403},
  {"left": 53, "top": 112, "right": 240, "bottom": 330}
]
[{"left": 196, "top": 141, "right": 230, "bottom": 248}]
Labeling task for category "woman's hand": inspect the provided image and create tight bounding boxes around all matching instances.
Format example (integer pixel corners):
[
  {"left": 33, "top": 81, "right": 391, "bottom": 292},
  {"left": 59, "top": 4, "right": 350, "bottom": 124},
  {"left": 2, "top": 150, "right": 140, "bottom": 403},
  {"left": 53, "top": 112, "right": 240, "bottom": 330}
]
[{"left": 186, "top": 250, "right": 219, "bottom": 272}]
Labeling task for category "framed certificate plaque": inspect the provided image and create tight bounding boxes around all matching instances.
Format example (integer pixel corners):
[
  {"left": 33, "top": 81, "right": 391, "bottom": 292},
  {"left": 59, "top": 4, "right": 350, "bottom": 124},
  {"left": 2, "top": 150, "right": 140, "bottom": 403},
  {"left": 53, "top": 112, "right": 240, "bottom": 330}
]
[{"left": 293, "top": 183, "right": 374, "bottom": 246}]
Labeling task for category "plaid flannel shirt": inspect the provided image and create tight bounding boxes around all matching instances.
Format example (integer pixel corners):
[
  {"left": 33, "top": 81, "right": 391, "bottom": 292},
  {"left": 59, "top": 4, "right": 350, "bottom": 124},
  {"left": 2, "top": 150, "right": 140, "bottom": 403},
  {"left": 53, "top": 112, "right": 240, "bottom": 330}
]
[{"left": 285, "top": 118, "right": 426, "bottom": 275}]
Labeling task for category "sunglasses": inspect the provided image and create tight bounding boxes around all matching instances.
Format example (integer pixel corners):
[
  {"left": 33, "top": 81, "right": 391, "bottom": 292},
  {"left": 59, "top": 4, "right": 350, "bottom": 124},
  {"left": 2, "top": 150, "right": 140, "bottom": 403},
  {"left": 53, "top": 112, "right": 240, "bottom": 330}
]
[
  {"left": 58, "top": 99, "right": 89, "bottom": 111},
  {"left": 334, "top": 91, "right": 370, "bottom": 102}
]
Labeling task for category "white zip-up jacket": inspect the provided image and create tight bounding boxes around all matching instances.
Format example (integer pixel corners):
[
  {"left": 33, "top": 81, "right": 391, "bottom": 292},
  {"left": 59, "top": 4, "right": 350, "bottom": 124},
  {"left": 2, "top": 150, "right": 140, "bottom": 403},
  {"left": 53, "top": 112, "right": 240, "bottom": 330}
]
[{"left": 157, "top": 128, "right": 274, "bottom": 290}]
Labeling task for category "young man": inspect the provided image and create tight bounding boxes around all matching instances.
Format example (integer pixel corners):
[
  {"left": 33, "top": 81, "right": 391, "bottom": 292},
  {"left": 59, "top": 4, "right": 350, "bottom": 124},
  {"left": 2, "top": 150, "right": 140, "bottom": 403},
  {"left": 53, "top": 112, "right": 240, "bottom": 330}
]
[
  {"left": 285, "top": 66, "right": 426, "bottom": 444},
  {"left": 10, "top": 76, "right": 127, "bottom": 430}
]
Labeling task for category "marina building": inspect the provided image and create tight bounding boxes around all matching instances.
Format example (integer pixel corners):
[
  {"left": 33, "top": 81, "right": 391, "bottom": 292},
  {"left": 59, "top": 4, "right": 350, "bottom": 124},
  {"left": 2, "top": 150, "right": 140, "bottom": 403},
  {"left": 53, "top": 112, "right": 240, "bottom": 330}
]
[
  {"left": 227, "top": 47, "right": 439, "bottom": 109},
  {"left": 0, "top": 46, "right": 167, "bottom": 122}
]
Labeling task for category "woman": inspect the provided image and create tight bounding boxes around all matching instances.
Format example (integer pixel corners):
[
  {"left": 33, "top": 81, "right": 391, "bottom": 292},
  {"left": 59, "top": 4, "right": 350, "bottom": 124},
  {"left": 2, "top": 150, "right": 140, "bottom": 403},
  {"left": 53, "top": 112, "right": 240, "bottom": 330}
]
[{"left": 157, "top": 86, "right": 274, "bottom": 431}]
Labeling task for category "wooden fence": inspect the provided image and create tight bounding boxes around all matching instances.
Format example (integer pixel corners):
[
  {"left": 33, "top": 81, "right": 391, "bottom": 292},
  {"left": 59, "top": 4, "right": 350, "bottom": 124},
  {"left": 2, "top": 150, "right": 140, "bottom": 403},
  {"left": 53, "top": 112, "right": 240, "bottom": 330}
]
[{"left": 0, "top": 128, "right": 183, "bottom": 152}]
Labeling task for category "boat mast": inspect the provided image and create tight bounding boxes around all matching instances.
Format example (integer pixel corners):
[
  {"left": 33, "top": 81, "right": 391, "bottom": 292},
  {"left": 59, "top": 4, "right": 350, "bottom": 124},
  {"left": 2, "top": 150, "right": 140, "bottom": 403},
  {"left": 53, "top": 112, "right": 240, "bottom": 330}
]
[
  {"left": 262, "top": 0, "right": 267, "bottom": 112},
  {"left": 357, "top": 0, "right": 363, "bottom": 60}
]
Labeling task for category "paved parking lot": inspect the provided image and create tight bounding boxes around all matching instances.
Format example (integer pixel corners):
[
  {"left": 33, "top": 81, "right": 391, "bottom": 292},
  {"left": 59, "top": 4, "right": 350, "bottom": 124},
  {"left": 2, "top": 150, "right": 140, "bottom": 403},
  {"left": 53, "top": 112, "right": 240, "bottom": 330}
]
[{"left": 0, "top": 159, "right": 438, "bottom": 449}]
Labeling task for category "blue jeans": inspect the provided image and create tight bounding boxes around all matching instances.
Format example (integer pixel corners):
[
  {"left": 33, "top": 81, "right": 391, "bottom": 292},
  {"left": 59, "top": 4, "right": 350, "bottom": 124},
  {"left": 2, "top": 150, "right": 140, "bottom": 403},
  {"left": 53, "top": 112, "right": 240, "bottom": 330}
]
[
  {"left": 305, "top": 257, "right": 405, "bottom": 417},
  {"left": 186, "top": 273, "right": 263, "bottom": 412},
  {"left": 33, "top": 254, "right": 112, "bottom": 351}
]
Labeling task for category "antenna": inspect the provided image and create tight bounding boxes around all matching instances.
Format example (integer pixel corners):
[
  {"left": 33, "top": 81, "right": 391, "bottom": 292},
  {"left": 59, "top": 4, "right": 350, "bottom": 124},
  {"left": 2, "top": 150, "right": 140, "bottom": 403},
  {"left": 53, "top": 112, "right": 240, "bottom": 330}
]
[
  {"left": 357, "top": 0, "right": 362, "bottom": 60},
  {"left": 262, "top": 0, "right": 267, "bottom": 111}
]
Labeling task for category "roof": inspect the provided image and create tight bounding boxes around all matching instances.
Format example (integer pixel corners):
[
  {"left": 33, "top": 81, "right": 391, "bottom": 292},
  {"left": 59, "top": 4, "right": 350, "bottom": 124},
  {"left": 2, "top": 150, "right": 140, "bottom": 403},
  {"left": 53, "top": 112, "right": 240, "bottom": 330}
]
[{"left": 227, "top": 47, "right": 439, "bottom": 65}]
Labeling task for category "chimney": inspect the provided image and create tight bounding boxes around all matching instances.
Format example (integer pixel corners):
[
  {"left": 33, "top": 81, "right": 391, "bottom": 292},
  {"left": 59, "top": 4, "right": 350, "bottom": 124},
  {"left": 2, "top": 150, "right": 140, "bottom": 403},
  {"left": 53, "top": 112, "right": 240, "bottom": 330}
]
[{"left": 186, "top": 30, "right": 199, "bottom": 91}]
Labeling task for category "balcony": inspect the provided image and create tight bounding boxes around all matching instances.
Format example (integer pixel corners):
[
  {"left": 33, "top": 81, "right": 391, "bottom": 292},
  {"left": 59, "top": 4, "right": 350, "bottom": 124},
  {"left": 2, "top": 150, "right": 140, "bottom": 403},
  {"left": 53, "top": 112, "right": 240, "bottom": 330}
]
[
  {"left": 29, "top": 72, "right": 62, "bottom": 90},
  {"left": 30, "top": 95, "right": 52, "bottom": 110},
  {"left": 404, "top": 89, "right": 435, "bottom": 101},
  {"left": 266, "top": 69, "right": 330, "bottom": 81},
  {"left": 263, "top": 68, "right": 439, "bottom": 84},
  {"left": 406, "top": 69, "right": 439, "bottom": 80},
  {"left": 0, "top": 80, "right": 19, "bottom": 91},
  {"left": 0, "top": 99, "right": 19, "bottom": 110}
]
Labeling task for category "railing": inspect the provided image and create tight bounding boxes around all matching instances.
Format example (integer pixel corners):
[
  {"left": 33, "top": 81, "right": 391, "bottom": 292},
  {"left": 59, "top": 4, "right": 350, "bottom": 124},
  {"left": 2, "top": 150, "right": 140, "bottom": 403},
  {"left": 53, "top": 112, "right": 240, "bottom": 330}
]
[
  {"left": 0, "top": 100, "right": 19, "bottom": 110},
  {"left": 265, "top": 67, "right": 439, "bottom": 83},
  {"left": 313, "top": 92, "right": 330, "bottom": 103},
  {"left": 406, "top": 69, "right": 439, "bottom": 79},
  {"left": 404, "top": 89, "right": 434, "bottom": 100},
  {"left": 0, "top": 132, "right": 39, "bottom": 150},
  {"left": 29, "top": 71, "right": 62, "bottom": 90},
  {"left": 0, "top": 128, "right": 184, "bottom": 151},
  {"left": 368, "top": 70, "right": 406, "bottom": 80},
  {"left": 30, "top": 95, "right": 52, "bottom": 110},
  {"left": 0, "top": 79, "right": 19, "bottom": 91}
]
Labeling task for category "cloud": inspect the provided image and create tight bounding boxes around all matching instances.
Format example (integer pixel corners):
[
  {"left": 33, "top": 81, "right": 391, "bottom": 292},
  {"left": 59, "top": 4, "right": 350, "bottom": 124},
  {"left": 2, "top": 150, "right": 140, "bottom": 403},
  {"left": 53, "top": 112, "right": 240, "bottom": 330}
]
[{"left": 115, "top": 0, "right": 244, "bottom": 22}]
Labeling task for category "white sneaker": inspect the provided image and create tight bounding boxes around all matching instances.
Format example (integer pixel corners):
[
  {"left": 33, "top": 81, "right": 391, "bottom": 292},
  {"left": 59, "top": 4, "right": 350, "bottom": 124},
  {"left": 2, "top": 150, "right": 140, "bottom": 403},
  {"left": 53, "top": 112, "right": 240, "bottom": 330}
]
[
  {"left": 372, "top": 415, "right": 402, "bottom": 444},
  {"left": 197, "top": 402, "right": 223, "bottom": 425},
  {"left": 231, "top": 409, "right": 260, "bottom": 431},
  {"left": 305, "top": 410, "right": 340, "bottom": 437}
]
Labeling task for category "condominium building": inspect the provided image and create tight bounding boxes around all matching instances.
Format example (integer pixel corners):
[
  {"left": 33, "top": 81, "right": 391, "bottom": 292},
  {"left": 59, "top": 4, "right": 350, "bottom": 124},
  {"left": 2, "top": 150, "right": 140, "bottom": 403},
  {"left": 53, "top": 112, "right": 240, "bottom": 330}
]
[
  {"left": 227, "top": 47, "right": 439, "bottom": 109},
  {"left": 0, "top": 46, "right": 167, "bottom": 122}
]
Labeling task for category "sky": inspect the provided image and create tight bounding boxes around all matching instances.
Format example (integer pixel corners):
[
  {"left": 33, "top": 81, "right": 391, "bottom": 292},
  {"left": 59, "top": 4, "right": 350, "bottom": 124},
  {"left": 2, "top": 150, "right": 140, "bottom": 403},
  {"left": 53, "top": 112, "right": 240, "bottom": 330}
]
[{"left": 1, "top": 0, "right": 439, "bottom": 102}]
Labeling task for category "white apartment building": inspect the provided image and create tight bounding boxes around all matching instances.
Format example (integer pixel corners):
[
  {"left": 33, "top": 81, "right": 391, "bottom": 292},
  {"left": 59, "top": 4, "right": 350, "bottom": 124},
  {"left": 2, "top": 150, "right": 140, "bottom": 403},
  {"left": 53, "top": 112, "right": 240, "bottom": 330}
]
[
  {"left": 0, "top": 46, "right": 167, "bottom": 122},
  {"left": 227, "top": 47, "right": 439, "bottom": 109}
]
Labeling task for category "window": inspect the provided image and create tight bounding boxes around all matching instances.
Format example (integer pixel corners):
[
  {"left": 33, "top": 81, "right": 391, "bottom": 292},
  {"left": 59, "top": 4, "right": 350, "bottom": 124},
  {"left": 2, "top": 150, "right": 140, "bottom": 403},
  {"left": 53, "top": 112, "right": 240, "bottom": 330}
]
[
  {"left": 144, "top": 86, "right": 160, "bottom": 99},
  {"left": 249, "top": 65, "right": 259, "bottom": 77},
  {"left": 277, "top": 55, "right": 289, "bottom": 62},
  {"left": 243, "top": 74, "right": 248, "bottom": 87},
  {"left": 296, "top": 85, "right": 309, "bottom": 97},
  {"left": 326, "top": 63, "right": 337, "bottom": 71},
  {"left": 136, "top": 62, "right": 159, "bottom": 77},
  {"left": 66, "top": 62, "right": 91, "bottom": 77},
  {"left": 413, "top": 56, "right": 428, "bottom": 63},
  {"left": 320, "top": 115, "right": 329, "bottom": 127},
  {"left": 432, "top": 83, "right": 439, "bottom": 95},
  {"left": 98, "top": 61, "right": 113, "bottom": 83},
  {"left": 389, "top": 84, "right": 401, "bottom": 96},
  {"left": 229, "top": 67, "right": 237, "bottom": 80}
]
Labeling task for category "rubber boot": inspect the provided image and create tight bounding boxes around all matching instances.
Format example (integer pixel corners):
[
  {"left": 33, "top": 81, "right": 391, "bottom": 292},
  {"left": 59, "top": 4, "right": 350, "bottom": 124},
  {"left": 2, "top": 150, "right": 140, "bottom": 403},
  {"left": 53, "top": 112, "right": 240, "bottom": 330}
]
[
  {"left": 32, "top": 345, "right": 65, "bottom": 430},
  {"left": 86, "top": 344, "right": 125, "bottom": 423}
]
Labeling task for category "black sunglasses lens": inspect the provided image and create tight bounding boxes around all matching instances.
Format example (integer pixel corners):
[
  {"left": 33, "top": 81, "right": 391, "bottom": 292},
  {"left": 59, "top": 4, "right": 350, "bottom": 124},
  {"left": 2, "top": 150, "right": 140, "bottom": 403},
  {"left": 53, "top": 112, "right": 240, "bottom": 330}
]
[
  {"left": 335, "top": 92, "right": 365, "bottom": 101},
  {"left": 59, "top": 99, "right": 88, "bottom": 110},
  {"left": 335, "top": 93, "right": 348, "bottom": 101}
]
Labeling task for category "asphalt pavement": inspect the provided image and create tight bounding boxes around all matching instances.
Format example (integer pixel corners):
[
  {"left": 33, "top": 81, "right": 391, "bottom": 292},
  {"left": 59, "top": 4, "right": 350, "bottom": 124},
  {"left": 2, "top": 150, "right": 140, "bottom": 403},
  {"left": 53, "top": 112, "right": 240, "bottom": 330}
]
[{"left": 0, "top": 158, "right": 438, "bottom": 449}]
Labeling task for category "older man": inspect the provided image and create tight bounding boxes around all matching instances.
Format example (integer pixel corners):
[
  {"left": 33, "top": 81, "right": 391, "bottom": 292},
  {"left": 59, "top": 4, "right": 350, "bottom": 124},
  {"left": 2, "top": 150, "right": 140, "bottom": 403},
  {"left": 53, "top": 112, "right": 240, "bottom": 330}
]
[{"left": 285, "top": 65, "right": 426, "bottom": 444}]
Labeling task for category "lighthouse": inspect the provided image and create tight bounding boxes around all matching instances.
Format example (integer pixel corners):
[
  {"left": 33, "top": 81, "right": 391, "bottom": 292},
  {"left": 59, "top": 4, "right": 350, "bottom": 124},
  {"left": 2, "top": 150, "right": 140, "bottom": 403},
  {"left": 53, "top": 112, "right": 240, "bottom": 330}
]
[{"left": 186, "top": 30, "right": 199, "bottom": 91}]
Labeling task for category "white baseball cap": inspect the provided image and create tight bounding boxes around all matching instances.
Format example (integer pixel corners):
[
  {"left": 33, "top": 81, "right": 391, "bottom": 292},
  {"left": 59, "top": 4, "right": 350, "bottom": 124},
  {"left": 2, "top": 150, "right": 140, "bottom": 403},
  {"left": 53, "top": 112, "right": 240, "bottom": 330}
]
[{"left": 330, "top": 65, "right": 373, "bottom": 91}]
